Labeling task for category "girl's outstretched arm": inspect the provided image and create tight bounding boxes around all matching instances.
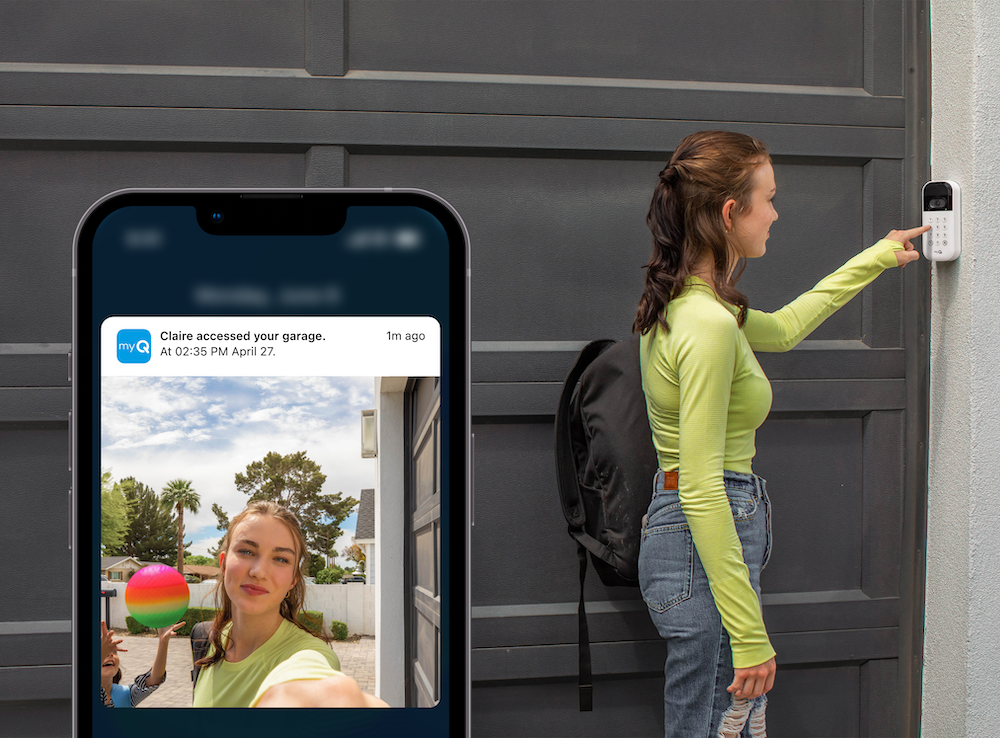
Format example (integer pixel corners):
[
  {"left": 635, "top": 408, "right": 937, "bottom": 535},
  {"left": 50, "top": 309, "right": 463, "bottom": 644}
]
[
  {"left": 148, "top": 621, "right": 184, "bottom": 686},
  {"left": 743, "top": 227, "right": 927, "bottom": 353},
  {"left": 256, "top": 674, "right": 389, "bottom": 708}
]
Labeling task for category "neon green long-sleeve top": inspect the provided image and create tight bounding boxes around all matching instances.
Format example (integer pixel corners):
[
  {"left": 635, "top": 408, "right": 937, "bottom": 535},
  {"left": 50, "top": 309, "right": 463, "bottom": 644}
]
[{"left": 639, "top": 239, "right": 904, "bottom": 668}]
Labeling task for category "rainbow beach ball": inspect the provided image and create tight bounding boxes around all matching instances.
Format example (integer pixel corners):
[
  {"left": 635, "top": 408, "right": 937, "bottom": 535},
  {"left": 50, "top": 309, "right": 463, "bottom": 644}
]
[{"left": 125, "top": 564, "right": 190, "bottom": 629}]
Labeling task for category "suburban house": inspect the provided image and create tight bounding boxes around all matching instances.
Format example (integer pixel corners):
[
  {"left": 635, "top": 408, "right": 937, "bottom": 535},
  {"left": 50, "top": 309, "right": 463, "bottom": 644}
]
[
  {"left": 180, "top": 564, "right": 220, "bottom": 583},
  {"left": 100, "top": 556, "right": 143, "bottom": 582},
  {"left": 353, "top": 488, "right": 375, "bottom": 584}
]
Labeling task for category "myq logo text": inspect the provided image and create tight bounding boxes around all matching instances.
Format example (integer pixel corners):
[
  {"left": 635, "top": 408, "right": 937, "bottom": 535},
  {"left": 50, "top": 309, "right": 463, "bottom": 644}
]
[{"left": 117, "top": 329, "right": 152, "bottom": 364}]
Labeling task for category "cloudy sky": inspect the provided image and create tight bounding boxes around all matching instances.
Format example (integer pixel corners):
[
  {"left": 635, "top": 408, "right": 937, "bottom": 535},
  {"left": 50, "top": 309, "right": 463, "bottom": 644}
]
[{"left": 101, "top": 375, "right": 375, "bottom": 563}]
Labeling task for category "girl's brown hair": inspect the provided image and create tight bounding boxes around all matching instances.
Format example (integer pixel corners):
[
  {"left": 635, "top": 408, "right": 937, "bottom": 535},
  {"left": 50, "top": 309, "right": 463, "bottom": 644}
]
[
  {"left": 633, "top": 130, "right": 770, "bottom": 335},
  {"left": 195, "top": 501, "right": 329, "bottom": 670}
]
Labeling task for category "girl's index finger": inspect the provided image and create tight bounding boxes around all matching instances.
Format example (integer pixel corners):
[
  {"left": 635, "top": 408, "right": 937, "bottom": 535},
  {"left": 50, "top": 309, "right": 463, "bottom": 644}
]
[{"left": 903, "top": 225, "right": 932, "bottom": 239}]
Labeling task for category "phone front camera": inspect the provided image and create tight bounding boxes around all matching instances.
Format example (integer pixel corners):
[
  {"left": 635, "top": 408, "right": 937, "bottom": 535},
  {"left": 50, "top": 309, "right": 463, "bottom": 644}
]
[{"left": 210, "top": 211, "right": 225, "bottom": 223}]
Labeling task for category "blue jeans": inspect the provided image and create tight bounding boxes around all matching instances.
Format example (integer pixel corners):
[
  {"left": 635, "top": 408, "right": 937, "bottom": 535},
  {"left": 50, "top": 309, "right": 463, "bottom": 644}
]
[{"left": 639, "top": 470, "right": 772, "bottom": 738}]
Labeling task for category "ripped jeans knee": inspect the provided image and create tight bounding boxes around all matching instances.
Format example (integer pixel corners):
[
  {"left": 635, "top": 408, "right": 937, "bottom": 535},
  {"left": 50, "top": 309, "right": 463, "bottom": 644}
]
[{"left": 716, "top": 694, "right": 767, "bottom": 738}]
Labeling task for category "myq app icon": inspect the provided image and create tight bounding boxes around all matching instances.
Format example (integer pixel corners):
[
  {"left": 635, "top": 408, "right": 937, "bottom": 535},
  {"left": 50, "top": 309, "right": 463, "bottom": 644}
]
[{"left": 117, "top": 329, "right": 152, "bottom": 363}]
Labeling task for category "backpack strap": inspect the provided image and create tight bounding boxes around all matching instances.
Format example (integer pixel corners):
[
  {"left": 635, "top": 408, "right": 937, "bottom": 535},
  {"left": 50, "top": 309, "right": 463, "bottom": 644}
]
[
  {"left": 555, "top": 338, "right": 615, "bottom": 712},
  {"left": 190, "top": 620, "right": 213, "bottom": 691},
  {"left": 576, "top": 543, "right": 593, "bottom": 712}
]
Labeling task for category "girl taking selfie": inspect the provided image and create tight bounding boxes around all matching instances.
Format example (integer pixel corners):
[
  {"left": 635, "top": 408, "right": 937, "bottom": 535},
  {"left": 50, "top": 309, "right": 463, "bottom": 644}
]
[
  {"left": 193, "top": 500, "right": 385, "bottom": 708},
  {"left": 633, "top": 130, "right": 926, "bottom": 737}
]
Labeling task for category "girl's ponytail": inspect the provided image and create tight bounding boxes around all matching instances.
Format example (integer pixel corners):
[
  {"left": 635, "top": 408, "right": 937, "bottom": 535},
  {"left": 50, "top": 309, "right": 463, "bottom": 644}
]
[
  {"left": 633, "top": 131, "right": 768, "bottom": 335},
  {"left": 633, "top": 167, "right": 688, "bottom": 334}
]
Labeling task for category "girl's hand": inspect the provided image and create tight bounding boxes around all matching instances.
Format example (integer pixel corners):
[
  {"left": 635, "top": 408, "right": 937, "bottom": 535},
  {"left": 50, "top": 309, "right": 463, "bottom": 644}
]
[
  {"left": 728, "top": 657, "right": 776, "bottom": 700},
  {"left": 886, "top": 226, "right": 930, "bottom": 268},
  {"left": 156, "top": 621, "right": 185, "bottom": 644},
  {"left": 147, "top": 621, "right": 184, "bottom": 688},
  {"left": 100, "top": 620, "right": 127, "bottom": 661}
]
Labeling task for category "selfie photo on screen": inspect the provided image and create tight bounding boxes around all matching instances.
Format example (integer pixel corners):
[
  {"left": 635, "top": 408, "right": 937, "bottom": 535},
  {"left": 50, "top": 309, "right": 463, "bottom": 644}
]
[{"left": 98, "top": 373, "right": 428, "bottom": 708}]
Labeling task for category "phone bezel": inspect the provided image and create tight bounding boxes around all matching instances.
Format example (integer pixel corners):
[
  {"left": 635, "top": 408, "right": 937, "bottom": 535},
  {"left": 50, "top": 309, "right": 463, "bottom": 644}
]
[{"left": 71, "top": 189, "right": 471, "bottom": 734}]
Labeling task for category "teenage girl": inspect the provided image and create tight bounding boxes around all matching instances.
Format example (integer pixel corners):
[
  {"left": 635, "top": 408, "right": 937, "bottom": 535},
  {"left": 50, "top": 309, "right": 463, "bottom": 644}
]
[
  {"left": 192, "top": 500, "right": 386, "bottom": 707},
  {"left": 633, "top": 130, "right": 927, "bottom": 737}
]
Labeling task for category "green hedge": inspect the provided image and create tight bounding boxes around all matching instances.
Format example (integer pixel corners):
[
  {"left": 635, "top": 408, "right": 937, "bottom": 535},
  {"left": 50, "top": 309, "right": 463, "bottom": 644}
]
[
  {"left": 298, "top": 610, "right": 326, "bottom": 638},
  {"left": 329, "top": 620, "right": 349, "bottom": 641},
  {"left": 125, "top": 616, "right": 151, "bottom": 635}
]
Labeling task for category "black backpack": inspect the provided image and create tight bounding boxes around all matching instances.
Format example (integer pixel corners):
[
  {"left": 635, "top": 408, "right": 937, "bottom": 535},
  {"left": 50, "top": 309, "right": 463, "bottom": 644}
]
[{"left": 555, "top": 335, "right": 659, "bottom": 711}]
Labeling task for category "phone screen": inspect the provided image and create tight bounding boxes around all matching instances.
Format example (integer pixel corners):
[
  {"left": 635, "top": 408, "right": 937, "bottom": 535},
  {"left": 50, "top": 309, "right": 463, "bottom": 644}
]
[{"left": 73, "top": 191, "right": 469, "bottom": 736}]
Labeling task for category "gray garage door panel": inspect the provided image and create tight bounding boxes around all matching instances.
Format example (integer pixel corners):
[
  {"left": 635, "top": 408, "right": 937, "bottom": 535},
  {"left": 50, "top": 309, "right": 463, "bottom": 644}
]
[
  {"left": 0, "top": 633, "right": 73, "bottom": 669},
  {"left": 0, "top": 352, "right": 71, "bottom": 387},
  {"left": 0, "top": 1, "right": 305, "bottom": 68},
  {"left": 473, "top": 676, "right": 665, "bottom": 738},
  {"left": 473, "top": 659, "right": 894, "bottom": 738},
  {"left": 350, "top": 1, "right": 868, "bottom": 89},
  {"left": 0, "top": 698, "right": 71, "bottom": 736},
  {"left": 0, "top": 428, "right": 72, "bottom": 621}
]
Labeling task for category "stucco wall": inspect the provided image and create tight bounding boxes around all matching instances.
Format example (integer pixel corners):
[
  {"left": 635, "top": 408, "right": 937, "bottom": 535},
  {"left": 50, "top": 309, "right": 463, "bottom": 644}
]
[
  {"left": 923, "top": 0, "right": 1000, "bottom": 734},
  {"left": 374, "top": 376, "right": 407, "bottom": 706}
]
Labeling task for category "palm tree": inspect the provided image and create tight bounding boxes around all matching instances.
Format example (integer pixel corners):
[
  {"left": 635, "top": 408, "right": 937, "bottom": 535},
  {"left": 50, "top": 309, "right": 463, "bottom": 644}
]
[{"left": 160, "top": 479, "right": 200, "bottom": 575}]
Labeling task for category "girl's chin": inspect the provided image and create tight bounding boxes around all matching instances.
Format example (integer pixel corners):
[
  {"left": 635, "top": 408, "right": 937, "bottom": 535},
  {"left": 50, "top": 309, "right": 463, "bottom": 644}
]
[{"left": 233, "top": 596, "right": 279, "bottom": 613}]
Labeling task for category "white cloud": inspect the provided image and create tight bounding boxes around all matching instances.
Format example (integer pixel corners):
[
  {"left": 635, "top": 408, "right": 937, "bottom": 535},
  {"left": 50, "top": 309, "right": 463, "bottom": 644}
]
[
  {"left": 190, "top": 535, "right": 224, "bottom": 560},
  {"left": 106, "top": 429, "right": 186, "bottom": 450}
]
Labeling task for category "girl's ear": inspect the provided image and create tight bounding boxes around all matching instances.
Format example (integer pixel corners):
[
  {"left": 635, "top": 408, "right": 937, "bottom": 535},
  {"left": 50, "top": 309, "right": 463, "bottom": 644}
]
[{"left": 722, "top": 198, "right": 737, "bottom": 233}]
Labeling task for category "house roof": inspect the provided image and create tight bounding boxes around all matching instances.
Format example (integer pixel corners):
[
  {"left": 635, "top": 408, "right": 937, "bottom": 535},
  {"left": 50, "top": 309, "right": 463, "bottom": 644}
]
[
  {"left": 355, "top": 488, "right": 375, "bottom": 540},
  {"left": 101, "top": 556, "right": 142, "bottom": 569},
  {"left": 182, "top": 564, "right": 220, "bottom": 576}
]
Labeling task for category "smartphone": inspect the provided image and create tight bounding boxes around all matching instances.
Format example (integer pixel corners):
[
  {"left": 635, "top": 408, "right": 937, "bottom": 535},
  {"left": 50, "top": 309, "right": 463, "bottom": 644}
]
[{"left": 72, "top": 190, "right": 470, "bottom": 735}]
